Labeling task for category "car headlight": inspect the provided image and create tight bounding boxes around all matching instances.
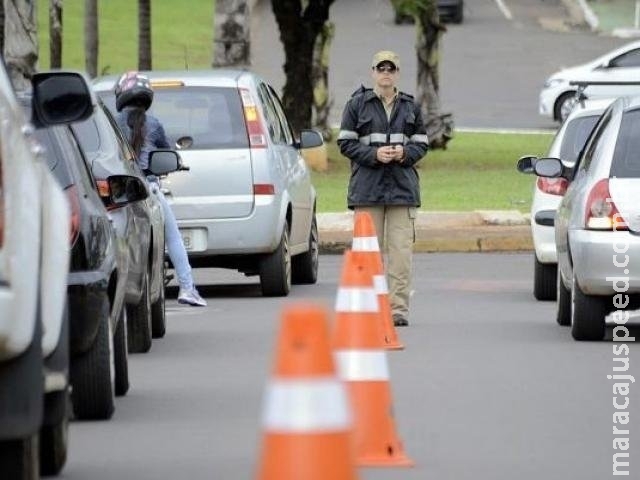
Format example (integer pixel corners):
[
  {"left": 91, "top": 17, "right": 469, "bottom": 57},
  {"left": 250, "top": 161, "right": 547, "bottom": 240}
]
[{"left": 543, "top": 78, "right": 565, "bottom": 89}]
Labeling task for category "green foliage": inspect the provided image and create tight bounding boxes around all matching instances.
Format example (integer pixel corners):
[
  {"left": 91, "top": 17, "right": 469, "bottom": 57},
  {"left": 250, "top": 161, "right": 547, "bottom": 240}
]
[
  {"left": 312, "top": 131, "right": 553, "bottom": 212},
  {"left": 36, "top": 1, "right": 214, "bottom": 74}
]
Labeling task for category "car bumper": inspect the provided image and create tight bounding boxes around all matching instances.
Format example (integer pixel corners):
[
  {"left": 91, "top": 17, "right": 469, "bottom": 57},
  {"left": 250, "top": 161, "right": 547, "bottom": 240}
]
[
  {"left": 67, "top": 271, "right": 110, "bottom": 356},
  {"left": 532, "top": 222, "right": 557, "bottom": 263},
  {"left": 539, "top": 88, "right": 557, "bottom": 117},
  {"left": 570, "top": 229, "right": 640, "bottom": 295}
]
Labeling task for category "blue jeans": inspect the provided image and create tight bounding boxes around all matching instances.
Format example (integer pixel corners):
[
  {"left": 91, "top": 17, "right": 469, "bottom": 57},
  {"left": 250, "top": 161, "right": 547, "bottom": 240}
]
[{"left": 148, "top": 179, "right": 193, "bottom": 291}]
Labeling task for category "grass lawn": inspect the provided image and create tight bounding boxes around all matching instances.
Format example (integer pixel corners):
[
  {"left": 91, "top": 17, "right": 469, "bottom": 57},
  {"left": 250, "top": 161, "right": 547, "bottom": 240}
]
[{"left": 314, "top": 130, "right": 554, "bottom": 212}]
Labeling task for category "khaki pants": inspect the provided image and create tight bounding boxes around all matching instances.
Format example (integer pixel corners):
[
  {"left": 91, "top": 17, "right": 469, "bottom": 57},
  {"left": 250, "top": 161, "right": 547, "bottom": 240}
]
[{"left": 355, "top": 206, "right": 416, "bottom": 318}]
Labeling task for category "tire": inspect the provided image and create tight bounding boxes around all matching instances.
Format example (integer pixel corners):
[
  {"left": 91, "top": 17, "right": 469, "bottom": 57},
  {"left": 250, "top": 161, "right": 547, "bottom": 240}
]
[
  {"left": 292, "top": 214, "right": 319, "bottom": 285},
  {"left": 126, "top": 269, "right": 152, "bottom": 353},
  {"left": 571, "top": 273, "right": 607, "bottom": 341},
  {"left": 70, "top": 313, "right": 115, "bottom": 420},
  {"left": 533, "top": 256, "right": 557, "bottom": 301},
  {"left": 0, "top": 435, "right": 39, "bottom": 480},
  {"left": 260, "top": 225, "right": 291, "bottom": 297},
  {"left": 556, "top": 268, "right": 571, "bottom": 326},
  {"left": 151, "top": 256, "right": 166, "bottom": 339},
  {"left": 40, "top": 392, "right": 68, "bottom": 476},
  {"left": 114, "top": 309, "right": 129, "bottom": 397},
  {"left": 554, "top": 91, "right": 577, "bottom": 123}
]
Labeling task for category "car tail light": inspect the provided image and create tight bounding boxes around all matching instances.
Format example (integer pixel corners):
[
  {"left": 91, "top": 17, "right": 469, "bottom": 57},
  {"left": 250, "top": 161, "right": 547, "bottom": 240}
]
[
  {"left": 536, "top": 177, "right": 568, "bottom": 196},
  {"left": 65, "top": 185, "right": 81, "bottom": 245},
  {"left": 253, "top": 184, "right": 275, "bottom": 195},
  {"left": 95, "top": 179, "right": 118, "bottom": 211},
  {"left": 584, "top": 178, "right": 628, "bottom": 231},
  {"left": 239, "top": 88, "right": 267, "bottom": 149}
]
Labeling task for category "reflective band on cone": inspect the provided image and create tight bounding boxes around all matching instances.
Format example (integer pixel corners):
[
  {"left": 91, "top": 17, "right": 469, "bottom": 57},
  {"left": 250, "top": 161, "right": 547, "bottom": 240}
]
[{"left": 352, "top": 235, "right": 380, "bottom": 252}]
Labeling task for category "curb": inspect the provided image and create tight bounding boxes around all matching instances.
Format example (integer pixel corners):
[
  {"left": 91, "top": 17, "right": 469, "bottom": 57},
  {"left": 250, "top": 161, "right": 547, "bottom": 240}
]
[{"left": 318, "top": 211, "right": 533, "bottom": 254}]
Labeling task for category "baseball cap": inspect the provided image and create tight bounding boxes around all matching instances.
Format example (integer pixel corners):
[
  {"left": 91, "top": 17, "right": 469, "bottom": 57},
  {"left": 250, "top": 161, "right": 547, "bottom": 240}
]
[{"left": 371, "top": 50, "right": 400, "bottom": 69}]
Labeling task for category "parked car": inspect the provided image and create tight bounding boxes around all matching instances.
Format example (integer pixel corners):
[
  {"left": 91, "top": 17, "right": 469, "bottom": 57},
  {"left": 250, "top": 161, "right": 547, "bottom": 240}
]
[
  {"left": 71, "top": 101, "right": 171, "bottom": 352},
  {"left": 392, "top": 0, "right": 463, "bottom": 24},
  {"left": 520, "top": 96, "right": 640, "bottom": 341},
  {"left": 94, "top": 70, "right": 323, "bottom": 297},
  {"left": 518, "top": 98, "right": 611, "bottom": 301},
  {"left": 0, "top": 67, "right": 93, "bottom": 478},
  {"left": 539, "top": 40, "right": 640, "bottom": 123}
]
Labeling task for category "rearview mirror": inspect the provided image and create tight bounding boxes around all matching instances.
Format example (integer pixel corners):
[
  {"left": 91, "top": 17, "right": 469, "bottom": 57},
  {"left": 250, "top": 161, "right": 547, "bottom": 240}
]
[
  {"left": 31, "top": 71, "right": 94, "bottom": 127},
  {"left": 534, "top": 158, "right": 564, "bottom": 178},
  {"left": 148, "top": 150, "right": 182, "bottom": 176},
  {"left": 298, "top": 129, "right": 324, "bottom": 149},
  {"left": 516, "top": 155, "right": 538, "bottom": 174},
  {"left": 106, "top": 175, "right": 148, "bottom": 208}
]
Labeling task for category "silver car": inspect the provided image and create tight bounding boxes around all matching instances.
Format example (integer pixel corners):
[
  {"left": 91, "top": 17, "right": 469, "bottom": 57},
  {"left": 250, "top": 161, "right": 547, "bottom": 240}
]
[
  {"left": 93, "top": 70, "right": 323, "bottom": 296},
  {"left": 524, "top": 96, "right": 640, "bottom": 340}
]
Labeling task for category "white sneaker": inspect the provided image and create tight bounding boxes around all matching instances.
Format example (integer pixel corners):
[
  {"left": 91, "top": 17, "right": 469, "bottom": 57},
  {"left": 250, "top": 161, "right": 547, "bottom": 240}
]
[{"left": 178, "top": 287, "right": 207, "bottom": 307}]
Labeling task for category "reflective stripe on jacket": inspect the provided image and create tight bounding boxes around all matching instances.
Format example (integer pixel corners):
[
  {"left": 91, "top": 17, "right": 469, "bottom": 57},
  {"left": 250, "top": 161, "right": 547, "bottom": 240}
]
[{"left": 337, "top": 86, "right": 429, "bottom": 208}]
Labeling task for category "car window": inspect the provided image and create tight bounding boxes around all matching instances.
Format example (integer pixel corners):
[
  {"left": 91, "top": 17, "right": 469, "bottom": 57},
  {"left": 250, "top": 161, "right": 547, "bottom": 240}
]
[
  {"left": 558, "top": 115, "right": 599, "bottom": 164},
  {"left": 55, "top": 127, "right": 98, "bottom": 194},
  {"left": 578, "top": 109, "right": 613, "bottom": 172},
  {"left": 610, "top": 108, "right": 640, "bottom": 178},
  {"left": 257, "top": 83, "right": 287, "bottom": 144},
  {"left": 267, "top": 85, "right": 294, "bottom": 144},
  {"left": 610, "top": 48, "right": 640, "bottom": 68},
  {"left": 72, "top": 115, "right": 103, "bottom": 155},
  {"left": 99, "top": 104, "right": 140, "bottom": 173}
]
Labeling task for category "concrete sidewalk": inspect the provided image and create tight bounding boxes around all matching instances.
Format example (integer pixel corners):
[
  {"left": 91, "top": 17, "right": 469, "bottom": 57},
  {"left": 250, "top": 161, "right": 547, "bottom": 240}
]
[{"left": 318, "top": 210, "right": 533, "bottom": 253}]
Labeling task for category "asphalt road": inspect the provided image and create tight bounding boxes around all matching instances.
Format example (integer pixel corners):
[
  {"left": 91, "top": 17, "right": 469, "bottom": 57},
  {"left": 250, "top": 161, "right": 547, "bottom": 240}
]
[
  {"left": 252, "top": 0, "right": 629, "bottom": 130},
  {"left": 64, "top": 253, "right": 639, "bottom": 479}
]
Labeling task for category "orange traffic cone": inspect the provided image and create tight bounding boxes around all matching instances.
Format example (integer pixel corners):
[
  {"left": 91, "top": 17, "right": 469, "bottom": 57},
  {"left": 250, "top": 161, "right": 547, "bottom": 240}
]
[
  {"left": 332, "top": 250, "right": 414, "bottom": 467},
  {"left": 352, "top": 210, "right": 404, "bottom": 350},
  {"left": 256, "top": 303, "right": 359, "bottom": 480}
]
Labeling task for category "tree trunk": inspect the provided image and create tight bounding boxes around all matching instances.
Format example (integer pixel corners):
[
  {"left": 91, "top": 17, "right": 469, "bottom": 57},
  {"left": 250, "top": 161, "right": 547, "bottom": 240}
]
[
  {"left": 414, "top": 0, "right": 453, "bottom": 149},
  {"left": 4, "top": 0, "right": 38, "bottom": 91},
  {"left": 311, "top": 21, "right": 334, "bottom": 140},
  {"left": 213, "top": 0, "right": 250, "bottom": 67},
  {"left": 271, "top": 0, "right": 334, "bottom": 135},
  {"left": 49, "top": 0, "right": 63, "bottom": 68},
  {"left": 84, "top": 0, "right": 98, "bottom": 78},
  {"left": 138, "top": 0, "right": 151, "bottom": 70}
]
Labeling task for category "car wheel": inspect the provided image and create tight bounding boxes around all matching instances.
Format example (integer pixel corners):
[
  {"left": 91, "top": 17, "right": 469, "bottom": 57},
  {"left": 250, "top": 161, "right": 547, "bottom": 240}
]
[
  {"left": 260, "top": 225, "right": 291, "bottom": 297},
  {"left": 114, "top": 309, "right": 129, "bottom": 397},
  {"left": 556, "top": 268, "right": 571, "bottom": 326},
  {"left": 126, "top": 269, "right": 152, "bottom": 353},
  {"left": 39, "top": 391, "right": 68, "bottom": 476},
  {"left": 554, "top": 91, "right": 577, "bottom": 123},
  {"left": 0, "top": 435, "right": 39, "bottom": 480},
  {"left": 151, "top": 254, "right": 166, "bottom": 339},
  {"left": 70, "top": 310, "right": 115, "bottom": 420},
  {"left": 571, "top": 273, "right": 606, "bottom": 341},
  {"left": 292, "top": 214, "right": 319, "bottom": 285},
  {"left": 533, "top": 256, "right": 557, "bottom": 301}
]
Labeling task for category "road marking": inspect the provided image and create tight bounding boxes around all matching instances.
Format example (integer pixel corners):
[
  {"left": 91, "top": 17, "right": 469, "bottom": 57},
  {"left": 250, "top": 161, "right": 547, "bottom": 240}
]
[{"left": 495, "top": 0, "right": 513, "bottom": 20}]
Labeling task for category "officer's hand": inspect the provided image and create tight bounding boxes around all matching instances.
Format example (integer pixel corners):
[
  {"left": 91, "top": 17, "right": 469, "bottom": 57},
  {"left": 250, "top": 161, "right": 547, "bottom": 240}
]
[
  {"left": 393, "top": 145, "right": 404, "bottom": 162},
  {"left": 376, "top": 146, "right": 394, "bottom": 163}
]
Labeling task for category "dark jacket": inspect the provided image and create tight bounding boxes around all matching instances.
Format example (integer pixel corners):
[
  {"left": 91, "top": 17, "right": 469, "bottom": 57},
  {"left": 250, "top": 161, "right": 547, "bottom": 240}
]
[{"left": 337, "top": 86, "right": 429, "bottom": 208}]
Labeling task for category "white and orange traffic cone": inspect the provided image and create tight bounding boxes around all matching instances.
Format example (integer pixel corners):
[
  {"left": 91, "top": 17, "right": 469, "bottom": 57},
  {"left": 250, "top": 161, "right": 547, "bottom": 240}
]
[
  {"left": 352, "top": 210, "right": 404, "bottom": 350},
  {"left": 256, "top": 303, "right": 359, "bottom": 480},
  {"left": 332, "top": 250, "right": 414, "bottom": 467}
]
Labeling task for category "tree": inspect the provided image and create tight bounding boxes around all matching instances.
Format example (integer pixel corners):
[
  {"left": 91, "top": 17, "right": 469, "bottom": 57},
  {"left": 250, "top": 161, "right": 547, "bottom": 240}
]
[
  {"left": 84, "top": 0, "right": 98, "bottom": 77},
  {"left": 138, "top": 0, "right": 151, "bottom": 70},
  {"left": 271, "top": 0, "right": 334, "bottom": 135},
  {"left": 49, "top": 0, "right": 63, "bottom": 68},
  {"left": 311, "top": 21, "right": 334, "bottom": 139},
  {"left": 395, "top": 0, "right": 453, "bottom": 149},
  {"left": 213, "top": 0, "right": 250, "bottom": 67},
  {"left": 4, "top": 0, "right": 38, "bottom": 91}
]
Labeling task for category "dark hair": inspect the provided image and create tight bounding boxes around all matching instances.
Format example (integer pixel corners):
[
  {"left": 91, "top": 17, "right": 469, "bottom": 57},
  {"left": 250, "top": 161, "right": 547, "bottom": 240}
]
[{"left": 126, "top": 106, "right": 147, "bottom": 157}]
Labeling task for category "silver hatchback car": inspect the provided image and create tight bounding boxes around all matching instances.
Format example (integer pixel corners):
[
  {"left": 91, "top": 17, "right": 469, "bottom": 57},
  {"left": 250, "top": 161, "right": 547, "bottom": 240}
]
[
  {"left": 94, "top": 70, "right": 323, "bottom": 296},
  {"left": 521, "top": 96, "right": 640, "bottom": 340}
]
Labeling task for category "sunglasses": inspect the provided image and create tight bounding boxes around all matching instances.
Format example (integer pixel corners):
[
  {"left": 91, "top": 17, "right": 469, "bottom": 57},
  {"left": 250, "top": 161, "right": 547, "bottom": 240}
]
[{"left": 375, "top": 65, "right": 397, "bottom": 73}]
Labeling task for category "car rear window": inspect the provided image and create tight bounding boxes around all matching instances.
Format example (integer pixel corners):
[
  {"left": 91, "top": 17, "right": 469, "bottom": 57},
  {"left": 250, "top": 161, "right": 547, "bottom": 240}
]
[
  {"left": 611, "top": 108, "right": 640, "bottom": 178},
  {"left": 558, "top": 115, "right": 599, "bottom": 164},
  {"left": 99, "top": 86, "right": 248, "bottom": 150}
]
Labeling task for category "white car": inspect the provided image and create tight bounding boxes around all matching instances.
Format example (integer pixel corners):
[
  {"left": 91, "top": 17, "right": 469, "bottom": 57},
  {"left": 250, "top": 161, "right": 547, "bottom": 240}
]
[
  {"left": 539, "top": 40, "right": 640, "bottom": 123},
  {"left": 0, "top": 67, "right": 94, "bottom": 477},
  {"left": 521, "top": 99, "right": 611, "bottom": 301}
]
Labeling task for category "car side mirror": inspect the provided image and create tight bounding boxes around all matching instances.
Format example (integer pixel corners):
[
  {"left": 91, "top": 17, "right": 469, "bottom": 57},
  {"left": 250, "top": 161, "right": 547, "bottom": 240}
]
[
  {"left": 31, "top": 71, "right": 94, "bottom": 127},
  {"left": 105, "top": 175, "right": 149, "bottom": 208},
  {"left": 516, "top": 155, "right": 538, "bottom": 174},
  {"left": 534, "top": 158, "right": 564, "bottom": 178},
  {"left": 148, "top": 150, "right": 182, "bottom": 176},
  {"left": 298, "top": 129, "right": 324, "bottom": 149}
]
